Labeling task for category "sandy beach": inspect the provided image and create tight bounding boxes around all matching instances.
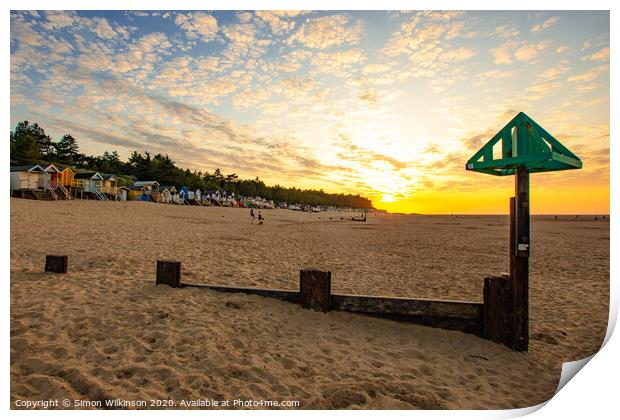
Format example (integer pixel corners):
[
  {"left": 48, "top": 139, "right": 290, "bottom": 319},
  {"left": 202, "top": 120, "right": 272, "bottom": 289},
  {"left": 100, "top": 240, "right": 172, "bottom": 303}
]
[{"left": 10, "top": 198, "right": 609, "bottom": 409}]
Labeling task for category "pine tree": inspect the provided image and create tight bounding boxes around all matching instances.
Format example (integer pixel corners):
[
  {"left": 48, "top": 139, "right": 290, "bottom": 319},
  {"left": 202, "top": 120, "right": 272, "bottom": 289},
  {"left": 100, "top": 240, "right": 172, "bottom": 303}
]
[
  {"left": 10, "top": 131, "right": 42, "bottom": 164},
  {"left": 55, "top": 134, "right": 80, "bottom": 165}
]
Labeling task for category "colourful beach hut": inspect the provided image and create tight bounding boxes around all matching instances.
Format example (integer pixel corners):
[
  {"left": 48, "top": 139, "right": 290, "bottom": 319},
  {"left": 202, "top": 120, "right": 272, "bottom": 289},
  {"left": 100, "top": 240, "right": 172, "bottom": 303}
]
[
  {"left": 41, "top": 164, "right": 60, "bottom": 185},
  {"left": 57, "top": 165, "right": 75, "bottom": 187},
  {"left": 127, "top": 185, "right": 149, "bottom": 201},
  {"left": 10, "top": 165, "right": 46, "bottom": 192},
  {"left": 133, "top": 180, "right": 159, "bottom": 191},
  {"left": 74, "top": 172, "right": 106, "bottom": 200},
  {"left": 99, "top": 174, "right": 122, "bottom": 200},
  {"left": 42, "top": 163, "right": 72, "bottom": 199},
  {"left": 74, "top": 172, "right": 104, "bottom": 190},
  {"left": 118, "top": 186, "right": 129, "bottom": 201},
  {"left": 178, "top": 186, "right": 195, "bottom": 203},
  {"left": 157, "top": 185, "right": 177, "bottom": 203},
  {"left": 102, "top": 174, "right": 118, "bottom": 195}
]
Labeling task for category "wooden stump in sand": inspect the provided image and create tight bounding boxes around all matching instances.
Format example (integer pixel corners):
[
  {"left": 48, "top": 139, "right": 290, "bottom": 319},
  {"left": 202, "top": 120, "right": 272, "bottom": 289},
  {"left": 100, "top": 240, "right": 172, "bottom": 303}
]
[
  {"left": 45, "top": 255, "right": 68, "bottom": 273},
  {"left": 483, "top": 274, "right": 511, "bottom": 345},
  {"left": 300, "top": 269, "right": 331, "bottom": 312},
  {"left": 156, "top": 260, "right": 181, "bottom": 288}
]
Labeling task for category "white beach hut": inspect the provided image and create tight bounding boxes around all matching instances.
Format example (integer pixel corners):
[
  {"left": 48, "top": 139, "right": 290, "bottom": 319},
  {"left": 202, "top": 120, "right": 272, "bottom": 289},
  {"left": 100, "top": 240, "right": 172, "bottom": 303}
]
[{"left": 10, "top": 165, "right": 47, "bottom": 192}]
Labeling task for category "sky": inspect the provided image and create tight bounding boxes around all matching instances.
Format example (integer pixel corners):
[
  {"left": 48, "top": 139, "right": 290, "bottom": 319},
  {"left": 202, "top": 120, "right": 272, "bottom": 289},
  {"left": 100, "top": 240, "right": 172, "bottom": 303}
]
[{"left": 10, "top": 10, "right": 610, "bottom": 214}]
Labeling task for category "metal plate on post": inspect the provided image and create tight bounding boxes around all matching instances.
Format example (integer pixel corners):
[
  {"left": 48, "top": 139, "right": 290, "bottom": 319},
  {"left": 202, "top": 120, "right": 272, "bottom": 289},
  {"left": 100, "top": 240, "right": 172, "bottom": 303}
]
[{"left": 515, "top": 167, "right": 530, "bottom": 258}]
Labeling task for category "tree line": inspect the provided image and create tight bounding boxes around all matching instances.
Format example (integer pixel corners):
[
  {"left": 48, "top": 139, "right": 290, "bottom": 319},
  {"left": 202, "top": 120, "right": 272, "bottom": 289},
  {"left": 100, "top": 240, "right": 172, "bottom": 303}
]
[{"left": 10, "top": 121, "right": 374, "bottom": 209}]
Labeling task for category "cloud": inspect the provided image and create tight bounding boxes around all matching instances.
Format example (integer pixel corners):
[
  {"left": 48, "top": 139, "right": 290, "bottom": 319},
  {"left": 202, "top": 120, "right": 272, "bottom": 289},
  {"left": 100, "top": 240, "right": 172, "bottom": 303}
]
[
  {"left": 490, "top": 40, "right": 519, "bottom": 64},
  {"left": 443, "top": 47, "right": 478, "bottom": 62},
  {"left": 532, "top": 16, "right": 559, "bottom": 33},
  {"left": 583, "top": 47, "right": 609, "bottom": 62},
  {"left": 537, "top": 65, "right": 570, "bottom": 82},
  {"left": 567, "top": 64, "right": 609, "bottom": 82},
  {"left": 491, "top": 40, "right": 545, "bottom": 64},
  {"left": 526, "top": 82, "right": 560, "bottom": 96},
  {"left": 461, "top": 132, "right": 494, "bottom": 150},
  {"left": 10, "top": 14, "right": 45, "bottom": 49},
  {"left": 476, "top": 69, "right": 516, "bottom": 80},
  {"left": 336, "top": 134, "right": 410, "bottom": 170},
  {"left": 287, "top": 14, "right": 363, "bottom": 49},
  {"left": 378, "top": 12, "right": 476, "bottom": 93},
  {"left": 221, "top": 21, "right": 270, "bottom": 61},
  {"left": 232, "top": 87, "right": 272, "bottom": 110},
  {"left": 174, "top": 12, "right": 219, "bottom": 42},
  {"left": 494, "top": 24, "right": 520, "bottom": 39},
  {"left": 276, "top": 76, "right": 318, "bottom": 99},
  {"left": 115, "top": 32, "right": 173, "bottom": 74},
  {"left": 42, "top": 11, "right": 77, "bottom": 30},
  {"left": 222, "top": 22, "right": 257, "bottom": 45},
  {"left": 561, "top": 97, "right": 606, "bottom": 108},
  {"left": 514, "top": 43, "right": 539, "bottom": 61},
  {"left": 445, "top": 21, "right": 465, "bottom": 40},
  {"left": 256, "top": 11, "right": 296, "bottom": 35},
  {"left": 91, "top": 17, "right": 119, "bottom": 39},
  {"left": 362, "top": 63, "right": 393, "bottom": 75},
  {"left": 358, "top": 90, "right": 379, "bottom": 105},
  {"left": 310, "top": 48, "right": 366, "bottom": 75},
  {"left": 383, "top": 18, "right": 446, "bottom": 56},
  {"left": 423, "top": 11, "right": 465, "bottom": 21}
]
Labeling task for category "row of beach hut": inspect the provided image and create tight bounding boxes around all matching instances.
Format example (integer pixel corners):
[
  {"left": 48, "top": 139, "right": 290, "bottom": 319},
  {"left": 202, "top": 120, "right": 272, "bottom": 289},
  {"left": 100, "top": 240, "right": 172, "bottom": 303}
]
[
  {"left": 9, "top": 164, "right": 276, "bottom": 208},
  {"left": 136, "top": 181, "right": 275, "bottom": 208},
  {"left": 9, "top": 165, "right": 358, "bottom": 212},
  {"left": 10, "top": 164, "right": 119, "bottom": 201}
]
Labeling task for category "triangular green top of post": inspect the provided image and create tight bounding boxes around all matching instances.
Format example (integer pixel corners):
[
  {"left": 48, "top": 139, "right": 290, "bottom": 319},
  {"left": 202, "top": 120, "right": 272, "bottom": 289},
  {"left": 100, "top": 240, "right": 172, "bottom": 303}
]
[{"left": 465, "top": 112, "right": 582, "bottom": 176}]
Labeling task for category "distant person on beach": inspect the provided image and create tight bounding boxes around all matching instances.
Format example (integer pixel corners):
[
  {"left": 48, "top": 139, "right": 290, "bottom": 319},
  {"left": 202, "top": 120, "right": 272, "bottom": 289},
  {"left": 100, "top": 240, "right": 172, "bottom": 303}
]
[
  {"left": 250, "top": 208, "right": 255, "bottom": 223},
  {"left": 258, "top": 211, "right": 264, "bottom": 225}
]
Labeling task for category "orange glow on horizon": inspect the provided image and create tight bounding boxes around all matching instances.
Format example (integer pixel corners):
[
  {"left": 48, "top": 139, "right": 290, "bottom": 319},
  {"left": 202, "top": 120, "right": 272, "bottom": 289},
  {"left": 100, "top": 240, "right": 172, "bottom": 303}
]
[{"left": 372, "top": 186, "right": 610, "bottom": 215}]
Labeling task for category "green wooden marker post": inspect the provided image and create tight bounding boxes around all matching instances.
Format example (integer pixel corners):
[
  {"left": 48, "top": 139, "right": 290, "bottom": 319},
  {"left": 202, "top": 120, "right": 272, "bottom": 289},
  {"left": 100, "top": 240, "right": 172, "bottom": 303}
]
[{"left": 466, "top": 112, "right": 582, "bottom": 351}]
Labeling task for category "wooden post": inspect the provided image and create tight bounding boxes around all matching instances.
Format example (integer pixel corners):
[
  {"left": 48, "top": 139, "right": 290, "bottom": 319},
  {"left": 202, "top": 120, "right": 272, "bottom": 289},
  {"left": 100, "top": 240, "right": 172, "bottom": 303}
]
[
  {"left": 45, "top": 255, "right": 68, "bottom": 273},
  {"left": 483, "top": 274, "right": 511, "bottom": 344},
  {"left": 300, "top": 269, "right": 331, "bottom": 312},
  {"left": 510, "top": 197, "right": 516, "bottom": 280},
  {"left": 156, "top": 260, "right": 181, "bottom": 288},
  {"left": 511, "top": 168, "right": 529, "bottom": 351}
]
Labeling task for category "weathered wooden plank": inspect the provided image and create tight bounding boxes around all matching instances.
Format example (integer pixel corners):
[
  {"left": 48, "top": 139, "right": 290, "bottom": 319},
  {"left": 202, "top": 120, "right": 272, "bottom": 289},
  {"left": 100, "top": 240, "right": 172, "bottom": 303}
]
[
  {"left": 299, "top": 269, "right": 331, "bottom": 312},
  {"left": 45, "top": 255, "right": 68, "bottom": 273},
  {"left": 179, "top": 281, "right": 483, "bottom": 335},
  {"left": 331, "top": 293, "right": 483, "bottom": 335},
  {"left": 156, "top": 260, "right": 181, "bottom": 288}
]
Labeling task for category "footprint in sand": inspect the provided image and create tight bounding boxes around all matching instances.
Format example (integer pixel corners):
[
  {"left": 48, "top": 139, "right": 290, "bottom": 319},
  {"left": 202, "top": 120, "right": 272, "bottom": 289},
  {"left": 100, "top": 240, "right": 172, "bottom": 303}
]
[
  {"left": 324, "top": 388, "right": 368, "bottom": 409},
  {"left": 115, "top": 366, "right": 138, "bottom": 379},
  {"left": 532, "top": 332, "right": 559, "bottom": 345}
]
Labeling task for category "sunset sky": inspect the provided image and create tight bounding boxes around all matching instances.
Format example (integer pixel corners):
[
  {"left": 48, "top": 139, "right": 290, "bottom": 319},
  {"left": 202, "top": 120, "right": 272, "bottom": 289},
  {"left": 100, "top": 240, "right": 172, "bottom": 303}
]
[{"left": 10, "top": 10, "right": 610, "bottom": 214}]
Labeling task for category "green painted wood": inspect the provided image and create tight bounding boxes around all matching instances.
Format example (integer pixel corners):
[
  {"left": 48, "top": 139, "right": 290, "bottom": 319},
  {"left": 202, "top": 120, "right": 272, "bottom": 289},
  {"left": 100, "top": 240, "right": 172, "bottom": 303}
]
[{"left": 465, "top": 112, "right": 582, "bottom": 175}]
